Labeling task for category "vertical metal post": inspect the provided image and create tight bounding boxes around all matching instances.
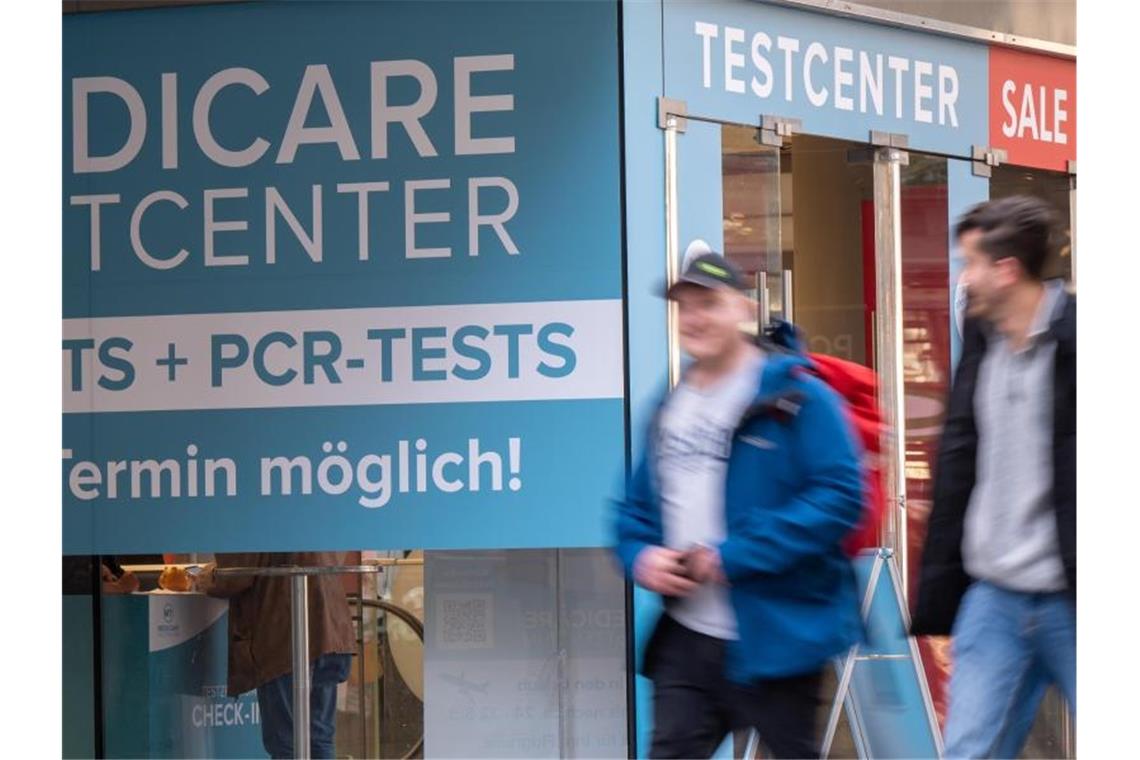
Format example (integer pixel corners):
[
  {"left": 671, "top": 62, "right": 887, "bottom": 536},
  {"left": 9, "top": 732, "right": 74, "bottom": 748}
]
[
  {"left": 743, "top": 728, "right": 762, "bottom": 759},
  {"left": 782, "top": 269, "right": 795, "bottom": 323},
  {"left": 90, "top": 556, "right": 106, "bottom": 759},
  {"left": 555, "top": 551, "right": 569, "bottom": 759},
  {"left": 291, "top": 573, "right": 312, "bottom": 759},
  {"left": 756, "top": 271, "right": 770, "bottom": 332},
  {"left": 357, "top": 588, "right": 367, "bottom": 758},
  {"left": 664, "top": 115, "right": 681, "bottom": 389},
  {"left": 873, "top": 147, "right": 909, "bottom": 595},
  {"left": 1068, "top": 174, "right": 1077, "bottom": 290},
  {"left": 1061, "top": 707, "right": 1075, "bottom": 758}
]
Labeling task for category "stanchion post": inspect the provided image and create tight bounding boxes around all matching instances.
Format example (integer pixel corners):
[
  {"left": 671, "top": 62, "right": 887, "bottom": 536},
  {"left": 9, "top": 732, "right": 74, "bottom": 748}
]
[{"left": 292, "top": 573, "right": 311, "bottom": 759}]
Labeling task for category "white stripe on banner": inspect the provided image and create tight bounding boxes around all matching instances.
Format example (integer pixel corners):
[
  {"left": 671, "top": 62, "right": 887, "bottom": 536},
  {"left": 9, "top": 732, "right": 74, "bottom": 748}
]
[{"left": 64, "top": 300, "right": 624, "bottom": 413}]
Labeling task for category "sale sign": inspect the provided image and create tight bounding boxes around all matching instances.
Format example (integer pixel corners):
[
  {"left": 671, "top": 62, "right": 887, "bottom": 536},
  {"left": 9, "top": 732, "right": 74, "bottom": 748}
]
[{"left": 989, "top": 46, "right": 1075, "bottom": 172}]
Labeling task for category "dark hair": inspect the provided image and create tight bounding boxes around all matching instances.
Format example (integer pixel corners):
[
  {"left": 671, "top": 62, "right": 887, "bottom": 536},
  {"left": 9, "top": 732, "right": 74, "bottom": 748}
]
[{"left": 954, "top": 195, "right": 1056, "bottom": 281}]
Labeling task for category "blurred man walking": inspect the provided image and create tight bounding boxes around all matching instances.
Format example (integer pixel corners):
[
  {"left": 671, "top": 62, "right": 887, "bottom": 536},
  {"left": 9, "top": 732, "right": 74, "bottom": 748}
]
[
  {"left": 913, "top": 196, "right": 1076, "bottom": 759},
  {"left": 614, "top": 252, "right": 865, "bottom": 758}
]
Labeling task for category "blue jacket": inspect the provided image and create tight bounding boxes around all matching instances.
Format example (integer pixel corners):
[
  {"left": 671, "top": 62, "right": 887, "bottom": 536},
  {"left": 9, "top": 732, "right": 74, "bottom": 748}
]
[{"left": 613, "top": 345, "right": 865, "bottom": 684}]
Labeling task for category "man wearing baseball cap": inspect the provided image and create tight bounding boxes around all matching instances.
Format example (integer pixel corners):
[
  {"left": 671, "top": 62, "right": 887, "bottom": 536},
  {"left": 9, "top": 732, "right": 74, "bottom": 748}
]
[{"left": 613, "top": 252, "right": 865, "bottom": 758}]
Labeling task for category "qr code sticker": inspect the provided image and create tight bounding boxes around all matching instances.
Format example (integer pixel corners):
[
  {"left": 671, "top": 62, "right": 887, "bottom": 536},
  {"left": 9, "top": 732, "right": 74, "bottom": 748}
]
[{"left": 436, "top": 594, "right": 494, "bottom": 650}]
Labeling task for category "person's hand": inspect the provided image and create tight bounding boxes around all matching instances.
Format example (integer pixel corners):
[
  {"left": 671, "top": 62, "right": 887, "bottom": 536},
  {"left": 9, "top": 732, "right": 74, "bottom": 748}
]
[
  {"left": 117, "top": 570, "right": 140, "bottom": 594},
  {"left": 101, "top": 566, "right": 140, "bottom": 595},
  {"left": 633, "top": 547, "right": 698, "bottom": 597},
  {"left": 685, "top": 545, "right": 727, "bottom": 586}
]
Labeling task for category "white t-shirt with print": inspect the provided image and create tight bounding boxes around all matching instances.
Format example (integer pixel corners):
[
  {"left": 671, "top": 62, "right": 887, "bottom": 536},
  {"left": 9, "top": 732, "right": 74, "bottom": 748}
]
[{"left": 656, "top": 351, "right": 763, "bottom": 640}]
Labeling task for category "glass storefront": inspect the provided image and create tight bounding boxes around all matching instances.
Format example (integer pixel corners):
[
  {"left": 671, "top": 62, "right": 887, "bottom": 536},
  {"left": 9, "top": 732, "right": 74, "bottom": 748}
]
[
  {"left": 63, "top": 1, "right": 1076, "bottom": 757},
  {"left": 64, "top": 548, "right": 627, "bottom": 759},
  {"left": 989, "top": 164, "right": 1076, "bottom": 760},
  {"left": 673, "top": 113, "right": 1076, "bottom": 758}
]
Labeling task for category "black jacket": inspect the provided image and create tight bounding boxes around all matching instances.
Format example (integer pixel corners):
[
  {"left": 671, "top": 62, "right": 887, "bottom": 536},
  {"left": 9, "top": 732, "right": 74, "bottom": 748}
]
[{"left": 911, "top": 291, "right": 1076, "bottom": 636}]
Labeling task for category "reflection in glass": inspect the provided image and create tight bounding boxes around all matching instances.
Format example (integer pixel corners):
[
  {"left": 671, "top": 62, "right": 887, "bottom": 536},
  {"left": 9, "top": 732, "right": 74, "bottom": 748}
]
[
  {"left": 720, "top": 125, "right": 783, "bottom": 322},
  {"left": 989, "top": 164, "right": 1074, "bottom": 760},
  {"left": 77, "top": 548, "right": 627, "bottom": 759},
  {"left": 896, "top": 154, "right": 953, "bottom": 732}
]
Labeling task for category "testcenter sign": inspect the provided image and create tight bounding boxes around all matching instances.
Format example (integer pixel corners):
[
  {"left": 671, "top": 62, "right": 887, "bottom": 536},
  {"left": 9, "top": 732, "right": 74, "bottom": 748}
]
[{"left": 663, "top": 0, "right": 988, "bottom": 155}]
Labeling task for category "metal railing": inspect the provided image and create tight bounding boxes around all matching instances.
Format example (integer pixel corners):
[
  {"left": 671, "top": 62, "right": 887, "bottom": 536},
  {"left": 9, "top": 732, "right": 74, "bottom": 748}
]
[{"left": 353, "top": 597, "right": 425, "bottom": 760}]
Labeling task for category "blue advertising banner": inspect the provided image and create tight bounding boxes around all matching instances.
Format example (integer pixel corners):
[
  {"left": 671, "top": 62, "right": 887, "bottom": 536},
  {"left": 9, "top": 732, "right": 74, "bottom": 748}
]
[
  {"left": 661, "top": 0, "right": 988, "bottom": 157},
  {"left": 63, "top": 2, "right": 624, "bottom": 554}
]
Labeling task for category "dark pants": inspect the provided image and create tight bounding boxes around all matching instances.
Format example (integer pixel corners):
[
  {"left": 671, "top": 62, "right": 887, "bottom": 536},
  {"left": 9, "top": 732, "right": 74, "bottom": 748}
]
[
  {"left": 646, "top": 615, "right": 824, "bottom": 759},
  {"left": 257, "top": 652, "right": 353, "bottom": 759}
]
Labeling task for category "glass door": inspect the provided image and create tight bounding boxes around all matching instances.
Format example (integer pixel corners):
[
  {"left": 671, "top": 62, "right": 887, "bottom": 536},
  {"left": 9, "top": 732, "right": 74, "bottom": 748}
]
[
  {"left": 895, "top": 155, "right": 1076, "bottom": 758},
  {"left": 987, "top": 163, "right": 1075, "bottom": 760},
  {"left": 663, "top": 109, "right": 1077, "bottom": 758},
  {"left": 661, "top": 114, "right": 783, "bottom": 387},
  {"left": 662, "top": 112, "right": 912, "bottom": 564},
  {"left": 661, "top": 113, "right": 785, "bottom": 759},
  {"left": 661, "top": 109, "right": 935, "bottom": 756},
  {"left": 894, "top": 152, "right": 955, "bottom": 736}
]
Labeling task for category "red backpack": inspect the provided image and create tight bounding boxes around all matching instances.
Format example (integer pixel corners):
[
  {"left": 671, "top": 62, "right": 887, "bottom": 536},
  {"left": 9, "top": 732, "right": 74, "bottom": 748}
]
[{"left": 806, "top": 352, "right": 886, "bottom": 557}]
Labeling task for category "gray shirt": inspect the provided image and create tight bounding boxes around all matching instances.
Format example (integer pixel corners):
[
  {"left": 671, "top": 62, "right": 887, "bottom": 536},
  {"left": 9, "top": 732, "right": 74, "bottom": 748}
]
[
  {"left": 962, "top": 281, "right": 1067, "bottom": 592},
  {"left": 656, "top": 350, "right": 764, "bottom": 640}
]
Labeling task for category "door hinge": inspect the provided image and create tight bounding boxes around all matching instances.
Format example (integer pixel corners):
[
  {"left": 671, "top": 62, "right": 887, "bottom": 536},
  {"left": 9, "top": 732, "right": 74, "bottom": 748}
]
[
  {"left": 657, "top": 97, "right": 688, "bottom": 132},
  {"left": 971, "top": 145, "right": 1008, "bottom": 178},
  {"left": 758, "top": 115, "right": 802, "bottom": 147},
  {"left": 870, "top": 130, "right": 909, "bottom": 149}
]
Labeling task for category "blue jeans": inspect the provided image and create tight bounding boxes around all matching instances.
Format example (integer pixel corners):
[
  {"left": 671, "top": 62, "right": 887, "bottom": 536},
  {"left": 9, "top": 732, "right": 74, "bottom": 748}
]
[
  {"left": 943, "top": 581, "right": 1076, "bottom": 759},
  {"left": 257, "top": 653, "right": 353, "bottom": 759}
]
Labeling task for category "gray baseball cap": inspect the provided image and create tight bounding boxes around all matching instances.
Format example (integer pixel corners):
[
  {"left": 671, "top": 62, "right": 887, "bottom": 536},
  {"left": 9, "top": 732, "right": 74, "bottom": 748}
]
[{"left": 664, "top": 252, "right": 747, "bottom": 298}]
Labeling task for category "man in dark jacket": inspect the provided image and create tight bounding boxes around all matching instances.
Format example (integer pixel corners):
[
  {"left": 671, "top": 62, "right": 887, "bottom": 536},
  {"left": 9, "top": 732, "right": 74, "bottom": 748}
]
[
  {"left": 912, "top": 196, "right": 1076, "bottom": 759},
  {"left": 613, "top": 253, "right": 864, "bottom": 759}
]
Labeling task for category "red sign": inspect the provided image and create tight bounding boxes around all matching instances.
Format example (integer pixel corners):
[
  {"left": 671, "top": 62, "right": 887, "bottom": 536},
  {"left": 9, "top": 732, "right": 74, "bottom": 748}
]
[{"left": 989, "top": 46, "right": 1075, "bottom": 172}]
